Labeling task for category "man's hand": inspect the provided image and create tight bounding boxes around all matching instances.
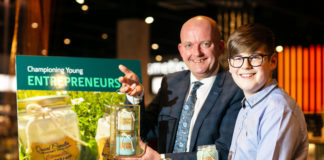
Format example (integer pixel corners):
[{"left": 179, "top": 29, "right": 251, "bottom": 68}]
[
  {"left": 116, "top": 140, "right": 161, "bottom": 160},
  {"left": 118, "top": 65, "right": 144, "bottom": 97}
]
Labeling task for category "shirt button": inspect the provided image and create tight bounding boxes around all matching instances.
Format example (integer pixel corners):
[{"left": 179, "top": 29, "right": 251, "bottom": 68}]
[
  {"left": 179, "top": 143, "right": 184, "bottom": 147},
  {"left": 184, "top": 105, "right": 189, "bottom": 110},
  {"left": 183, "top": 122, "right": 188, "bottom": 127}
]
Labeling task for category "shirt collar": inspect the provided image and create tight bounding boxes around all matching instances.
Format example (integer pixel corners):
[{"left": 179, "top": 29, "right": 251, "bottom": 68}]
[
  {"left": 190, "top": 73, "right": 216, "bottom": 87},
  {"left": 244, "top": 79, "right": 278, "bottom": 109},
  {"left": 190, "top": 63, "right": 219, "bottom": 85}
]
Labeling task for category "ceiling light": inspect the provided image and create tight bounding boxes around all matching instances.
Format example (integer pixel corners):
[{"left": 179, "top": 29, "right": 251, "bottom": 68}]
[
  {"left": 64, "top": 38, "right": 71, "bottom": 45},
  {"left": 101, "top": 33, "right": 108, "bottom": 39},
  {"left": 76, "top": 0, "right": 84, "bottom": 4},
  {"left": 31, "top": 22, "right": 38, "bottom": 29},
  {"left": 151, "top": 43, "right": 159, "bottom": 50},
  {"left": 41, "top": 49, "right": 47, "bottom": 55},
  {"left": 155, "top": 55, "right": 162, "bottom": 62},
  {"left": 276, "top": 45, "right": 283, "bottom": 52},
  {"left": 145, "top": 16, "right": 154, "bottom": 24},
  {"left": 81, "top": 5, "right": 88, "bottom": 11}
]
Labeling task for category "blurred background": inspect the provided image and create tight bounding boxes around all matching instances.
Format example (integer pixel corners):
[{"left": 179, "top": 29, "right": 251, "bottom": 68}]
[{"left": 0, "top": 0, "right": 323, "bottom": 159}]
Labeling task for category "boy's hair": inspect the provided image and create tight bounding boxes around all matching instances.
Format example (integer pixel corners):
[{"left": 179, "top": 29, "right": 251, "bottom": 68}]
[{"left": 227, "top": 24, "right": 275, "bottom": 57}]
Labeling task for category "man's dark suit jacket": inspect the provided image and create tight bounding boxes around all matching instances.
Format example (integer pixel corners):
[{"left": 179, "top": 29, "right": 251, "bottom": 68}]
[{"left": 140, "top": 68, "right": 244, "bottom": 160}]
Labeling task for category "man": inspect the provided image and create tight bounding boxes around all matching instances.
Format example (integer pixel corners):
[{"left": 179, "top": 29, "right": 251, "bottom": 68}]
[{"left": 118, "top": 15, "right": 244, "bottom": 160}]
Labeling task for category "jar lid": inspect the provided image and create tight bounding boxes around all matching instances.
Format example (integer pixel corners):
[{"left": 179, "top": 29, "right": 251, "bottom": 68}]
[
  {"left": 17, "top": 95, "right": 71, "bottom": 112},
  {"left": 197, "top": 144, "right": 217, "bottom": 151},
  {"left": 119, "top": 108, "right": 134, "bottom": 112}
]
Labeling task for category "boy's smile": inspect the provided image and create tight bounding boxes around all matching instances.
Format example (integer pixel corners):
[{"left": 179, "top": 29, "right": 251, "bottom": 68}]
[{"left": 239, "top": 73, "right": 255, "bottom": 78}]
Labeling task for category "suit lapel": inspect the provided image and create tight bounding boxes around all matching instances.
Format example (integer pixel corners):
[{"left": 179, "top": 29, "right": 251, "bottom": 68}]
[
  {"left": 167, "top": 72, "right": 190, "bottom": 152},
  {"left": 189, "top": 70, "right": 226, "bottom": 151},
  {"left": 169, "top": 75, "right": 190, "bottom": 119}
]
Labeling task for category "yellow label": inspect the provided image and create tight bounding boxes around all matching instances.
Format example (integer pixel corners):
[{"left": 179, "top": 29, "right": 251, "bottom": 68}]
[
  {"left": 98, "top": 138, "right": 111, "bottom": 160},
  {"left": 120, "top": 118, "right": 132, "bottom": 125},
  {"left": 120, "top": 141, "right": 133, "bottom": 150},
  {"left": 30, "top": 136, "right": 79, "bottom": 160}
]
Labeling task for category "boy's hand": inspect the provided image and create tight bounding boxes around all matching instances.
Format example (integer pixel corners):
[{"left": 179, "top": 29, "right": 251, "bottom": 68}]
[{"left": 118, "top": 65, "right": 144, "bottom": 97}]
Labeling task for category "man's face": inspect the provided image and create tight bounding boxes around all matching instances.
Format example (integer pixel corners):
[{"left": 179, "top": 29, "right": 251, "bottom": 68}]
[
  {"left": 178, "top": 20, "right": 223, "bottom": 80},
  {"left": 229, "top": 46, "right": 277, "bottom": 98}
]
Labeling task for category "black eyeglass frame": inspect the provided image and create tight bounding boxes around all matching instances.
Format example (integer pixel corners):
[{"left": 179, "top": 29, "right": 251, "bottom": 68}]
[{"left": 228, "top": 54, "right": 270, "bottom": 68}]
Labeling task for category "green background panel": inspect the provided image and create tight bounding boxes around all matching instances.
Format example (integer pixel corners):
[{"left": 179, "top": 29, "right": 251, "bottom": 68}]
[{"left": 16, "top": 55, "right": 142, "bottom": 92}]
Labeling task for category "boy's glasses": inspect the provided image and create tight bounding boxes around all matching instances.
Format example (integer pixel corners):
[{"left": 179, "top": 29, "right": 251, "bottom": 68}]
[{"left": 228, "top": 54, "right": 269, "bottom": 68}]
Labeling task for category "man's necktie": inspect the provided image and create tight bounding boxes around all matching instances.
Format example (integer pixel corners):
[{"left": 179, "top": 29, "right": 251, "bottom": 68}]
[{"left": 173, "top": 81, "right": 203, "bottom": 153}]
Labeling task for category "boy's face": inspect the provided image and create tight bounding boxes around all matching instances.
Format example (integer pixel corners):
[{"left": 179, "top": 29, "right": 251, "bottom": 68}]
[{"left": 229, "top": 46, "right": 277, "bottom": 98}]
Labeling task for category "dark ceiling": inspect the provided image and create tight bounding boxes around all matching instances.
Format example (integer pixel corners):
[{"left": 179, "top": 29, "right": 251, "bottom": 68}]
[{"left": 49, "top": 0, "right": 324, "bottom": 59}]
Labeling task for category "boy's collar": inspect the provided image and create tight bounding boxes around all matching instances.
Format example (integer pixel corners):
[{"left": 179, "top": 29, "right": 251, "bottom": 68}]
[{"left": 244, "top": 80, "right": 278, "bottom": 109}]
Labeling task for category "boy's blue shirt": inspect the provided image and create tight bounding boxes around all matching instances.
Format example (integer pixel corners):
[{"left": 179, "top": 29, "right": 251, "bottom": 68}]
[{"left": 229, "top": 80, "right": 308, "bottom": 160}]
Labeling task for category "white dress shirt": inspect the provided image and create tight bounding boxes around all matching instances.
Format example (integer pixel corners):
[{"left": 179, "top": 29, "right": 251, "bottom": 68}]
[{"left": 186, "top": 73, "right": 216, "bottom": 151}]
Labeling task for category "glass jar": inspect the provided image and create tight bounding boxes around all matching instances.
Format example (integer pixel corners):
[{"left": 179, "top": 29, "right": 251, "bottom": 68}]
[
  {"left": 17, "top": 95, "right": 80, "bottom": 160},
  {"left": 102, "top": 104, "right": 141, "bottom": 158},
  {"left": 96, "top": 114, "right": 112, "bottom": 160},
  {"left": 197, "top": 144, "right": 218, "bottom": 160}
]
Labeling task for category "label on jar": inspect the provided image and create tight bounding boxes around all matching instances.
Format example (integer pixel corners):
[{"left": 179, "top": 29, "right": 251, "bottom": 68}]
[
  {"left": 120, "top": 141, "right": 133, "bottom": 150},
  {"left": 120, "top": 118, "right": 132, "bottom": 126},
  {"left": 30, "top": 136, "right": 79, "bottom": 160}
]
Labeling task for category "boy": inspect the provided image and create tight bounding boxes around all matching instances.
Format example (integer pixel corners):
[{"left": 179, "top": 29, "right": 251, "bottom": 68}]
[{"left": 227, "top": 24, "right": 308, "bottom": 160}]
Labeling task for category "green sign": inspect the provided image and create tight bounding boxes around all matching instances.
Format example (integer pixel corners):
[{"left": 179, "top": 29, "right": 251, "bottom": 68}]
[
  {"left": 16, "top": 55, "right": 142, "bottom": 92},
  {"left": 16, "top": 55, "right": 143, "bottom": 160}
]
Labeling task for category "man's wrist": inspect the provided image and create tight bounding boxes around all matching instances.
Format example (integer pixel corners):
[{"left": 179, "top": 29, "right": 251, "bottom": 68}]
[
  {"left": 126, "top": 91, "right": 144, "bottom": 104},
  {"left": 160, "top": 154, "right": 165, "bottom": 159},
  {"left": 160, "top": 154, "right": 172, "bottom": 160}
]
